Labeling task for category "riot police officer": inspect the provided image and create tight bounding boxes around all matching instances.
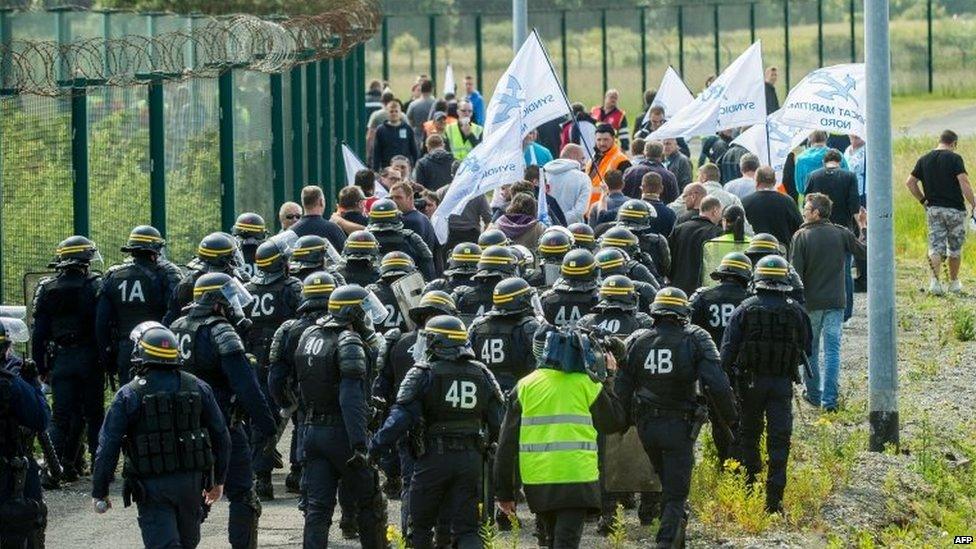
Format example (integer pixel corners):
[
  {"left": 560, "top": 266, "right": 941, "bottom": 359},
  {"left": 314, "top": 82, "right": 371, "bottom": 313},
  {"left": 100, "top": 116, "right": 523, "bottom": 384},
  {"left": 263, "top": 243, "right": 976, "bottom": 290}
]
[
  {"left": 615, "top": 199, "right": 671, "bottom": 279},
  {"left": 598, "top": 227, "right": 663, "bottom": 287},
  {"left": 164, "top": 232, "right": 246, "bottom": 325},
  {"left": 97, "top": 225, "right": 184, "bottom": 385},
  {"left": 567, "top": 223, "right": 596, "bottom": 251},
  {"left": 744, "top": 234, "right": 804, "bottom": 303},
  {"left": 616, "top": 287, "right": 739, "bottom": 547},
  {"left": 233, "top": 212, "right": 269, "bottom": 280},
  {"left": 169, "top": 273, "right": 277, "bottom": 548},
  {"left": 294, "top": 285, "right": 387, "bottom": 548},
  {"left": 451, "top": 245, "right": 519, "bottom": 326},
  {"left": 720, "top": 255, "right": 811, "bottom": 514},
  {"left": 291, "top": 234, "right": 346, "bottom": 284},
  {"left": 424, "top": 243, "right": 481, "bottom": 294},
  {"left": 689, "top": 251, "right": 753, "bottom": 464},
  {"left": 580, "top": 275, "right": 653, "bottom": 337},
  {"left": 32, "top": 236, "right": 104, "bottom": 482},
  {"left": 477, "top": 228, "right": 510, "bottom": 249},
  {"left": 0, "top": 316, "right": 51, "bottom": 547},
  {"left": 91, "top": 322, "right": 231, "bottom": 549},
  {"left": 371, "top": 315, "right": 505, "bottom": 549},
  {"left": 366, "top": 199, "right": 435, "bottom": 280},
  {"left": 367, "top": 252, "right": 417, "bottom": 335},
  {"left": 509, "top": 245, "right": 538, "bottom": 282},
  {"left": 594, "top": 247, "right": 658, "bottom": 313},
  {"left": 469, "top": 277, "right": 540, "bottom": 394},
  {"left": 531, "top": 227, "right": 574, "bottom": 288},
  {"left": 244, "top": 240, "right": 303, "bottom": 501},
  {"left": 338, "top": 230, "right": 382, "bottom": 287},
  {"left": 538, "top": 248, "right": 600, "bottom": 328},
  {"left": 268, "top": 272, "right": 336, "bottom": 494}
]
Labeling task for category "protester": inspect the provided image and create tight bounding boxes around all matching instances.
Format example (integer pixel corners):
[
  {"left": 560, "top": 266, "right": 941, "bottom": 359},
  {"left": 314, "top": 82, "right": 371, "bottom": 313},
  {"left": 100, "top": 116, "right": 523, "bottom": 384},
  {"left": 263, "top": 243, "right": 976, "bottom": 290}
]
[
  {"left": 405, "top": 78, "right": 435, "bottom": 145},
  {"left": 486, "top": 193, "right": 546, "bottom": 249},
  {"left": 724, "top": 153, "right": 761, "bottom": 199},
  {"left": 795, "top": 130, "right": 849, "bottom": 196},
  {"left": 622, "top": 140, "right": 679, "bottom": 203},
  {"left": 641, "top": 172, "right": 677, "bottom": 236},
  {"left": 629, "top": 137, "right": 646, "bottom": 163},
  {"left": 670, "top": 163, "right": 744, "bottom": 223},
  {"left": 764, "top": 66, "right": 780, "bottom": 113},
  {"left": 278, "top": 201, "right": 302, "bottom": 231},
  {"left": 591, "top": 88, "right": 630, "bottom": 151},
  {"left": 524, "top": 165, "right": 567, "bottom": 227},
  {"left": 632, "top": 89, "right": 657, "bottom": 138},
  {"left": 536, "top": 118, "right": 563, "bottom": 160},
  {"left": 418, "top": 190, "right": 439, "bottom": 219},
  {"left": 444, "top": 99, "right": 483, "bottom": 161},
  {"left": 366, "top": 90, "right": 395, "bottom": 164},
  {"left": 717, "top": 143, "right": 751, "bottom": 184},
  {"left": 844, "top": 134, "right": 867, "bottom": 207},
  {"left": 330, "top": 186, "right": 369, "bottom": 235},
  {"left": 463, "top": 75, "right": 485, "bottom": 125},
  {"left": 290, "top": 185, "right": 348, "bottom": 252},
  {"left": 390, "top": 180, "right": 438, "bottom": 253},
  {"left": 435, "top": 166, "right": 492, "bottom": 261},
  {"left": 668, "top": 196, "right": 724, "bottom": 294},
  {"left": 421, "top": 109, "right": 450, "bottom": 151},
  {"left": 390, "top": 155, "right": 414, "bottom": 185},
  {"left": 662, "top": 137, "right": 692, "bottom": 191},
  {"left": 544, "top": 143, "right": 592, "bottom": 225},
  {"left": 586, "top": 124, "right": 632, "bottom": 205},
  {"left": 742, "top": 166, "right": 804, "bottom": 252},
  {"left": 905, "top": 129, "right": 975, "bottom": 295},
  {"left": 588, "top": 169, "right": 628, "bottom": 227},
  {"left": 524, "top": 129, "right": 554, "bottom": 167},
  {"left": 372, "top": 99, "right": 418, "bottom": 170},
  {"left": 699, "top": 129, "right": 733, "bottom": 167},
  {"left": 673, "top": 182, "right": 707, "bottom": 224},
  {"left": 413, "top": 134, "right": 454, "bottom": 191},
  {"left": 790, "top": 193, "right": 867, "bottom": 412}
]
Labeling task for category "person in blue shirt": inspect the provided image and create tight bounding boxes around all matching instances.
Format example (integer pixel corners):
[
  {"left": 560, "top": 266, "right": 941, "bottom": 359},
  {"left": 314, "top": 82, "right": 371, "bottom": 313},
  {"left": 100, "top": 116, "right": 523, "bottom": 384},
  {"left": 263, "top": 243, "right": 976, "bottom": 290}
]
[
  {"left": 524, "top": 130, "right": 554, "bottom": 167},
  {"left": 794, "top": 131, "right": 849, "bottom": 196},
  {"left": 463, "top": 75, "right": 485, "bottom": 126}
]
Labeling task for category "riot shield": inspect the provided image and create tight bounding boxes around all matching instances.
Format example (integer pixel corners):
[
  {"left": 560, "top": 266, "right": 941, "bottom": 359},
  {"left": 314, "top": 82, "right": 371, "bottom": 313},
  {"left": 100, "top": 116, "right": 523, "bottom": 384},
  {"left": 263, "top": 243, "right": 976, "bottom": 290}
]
[
  {"left": 603, "top": 426, "right": 661, "bottom": 493},
  {"left": 391, "top": 272, "right": 426, "bottom": 330},
  {"left": 22, "top": 272, "right": 55, "bottom": 358}
]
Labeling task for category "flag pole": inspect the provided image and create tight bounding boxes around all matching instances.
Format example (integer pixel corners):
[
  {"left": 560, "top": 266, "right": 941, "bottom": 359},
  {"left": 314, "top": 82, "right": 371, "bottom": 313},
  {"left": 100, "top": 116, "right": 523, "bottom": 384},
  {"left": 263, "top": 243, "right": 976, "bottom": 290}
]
[{"left": 764, "top": 123, "right": 773, "bottom": 166}]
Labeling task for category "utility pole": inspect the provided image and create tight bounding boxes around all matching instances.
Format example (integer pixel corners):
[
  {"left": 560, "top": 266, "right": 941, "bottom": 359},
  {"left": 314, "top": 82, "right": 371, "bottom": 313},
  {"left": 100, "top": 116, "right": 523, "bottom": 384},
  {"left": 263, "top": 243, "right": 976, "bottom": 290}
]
[
  {"left": 513, "top": 0, "right": 528, "bottom": 52},
  {"left": 865, "top": 0, "right": 898, "bottom": 451}
]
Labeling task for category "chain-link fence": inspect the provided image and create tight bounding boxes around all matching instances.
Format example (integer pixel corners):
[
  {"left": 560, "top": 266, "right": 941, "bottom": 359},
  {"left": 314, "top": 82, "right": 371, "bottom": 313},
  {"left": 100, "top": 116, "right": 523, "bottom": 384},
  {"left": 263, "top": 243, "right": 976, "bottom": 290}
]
[
  {"left": 0, "top": 5, "right": 380, "bottom": 303},
  {"left": 369, "top": 0, "right": 976, "bottom": 117}
]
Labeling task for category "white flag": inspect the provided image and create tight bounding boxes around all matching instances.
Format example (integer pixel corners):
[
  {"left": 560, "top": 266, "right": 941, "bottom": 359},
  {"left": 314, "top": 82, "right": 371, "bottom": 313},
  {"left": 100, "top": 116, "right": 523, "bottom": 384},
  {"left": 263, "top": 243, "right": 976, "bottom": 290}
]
[
  {"left": 732, "top": 111, "right": 807, "bottom": 182},
  {"left": 483, "top": 31, "right": 570, "bottom": 139},
  {"left": 341, "top": 143, "right": 386, "bottom": 198},
  {"left": 778, "top": 63, "right": 866, "bottom": 139},
  {"left": 431, "top": 116, "right": 526, "bottom": 243},
  {"left": 443, "top": 63, "right": 456, "bottom": 96},
  {"left": 644, "top": 66, "right": 694, "bottom": 123},
  {"left": 651, "top": 41, "right": 767, "bottom": 140}
]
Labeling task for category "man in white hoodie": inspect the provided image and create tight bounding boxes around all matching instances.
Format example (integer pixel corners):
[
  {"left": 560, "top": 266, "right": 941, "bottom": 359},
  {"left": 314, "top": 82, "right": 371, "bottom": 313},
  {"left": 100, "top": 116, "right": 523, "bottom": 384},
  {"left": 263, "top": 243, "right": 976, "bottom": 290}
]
[{"left": 543, "top": 144, "right": 592, "bottom": 225}]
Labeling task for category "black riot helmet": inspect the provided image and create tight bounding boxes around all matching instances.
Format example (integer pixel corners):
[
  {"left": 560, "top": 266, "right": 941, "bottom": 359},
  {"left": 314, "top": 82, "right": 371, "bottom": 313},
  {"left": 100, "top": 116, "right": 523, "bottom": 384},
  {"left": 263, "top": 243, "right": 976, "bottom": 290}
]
[
  {"left": 446, "top": 242, "right": 482, "bottom": 275},
  {"left": 253, "top": 239, "right": 290, "bottom": 284},
  {"left": 326, "top": 284, "right": 388, "bottom": 326},
  {"left": 537, "top": 227, "right": 573, "bottom": 262},
  {"left": 291, "top": 235, "right": 328, "bottom": 269},
  {"left": 510, "top": 245, "right": 535, "bottom": 274},
  {"left": 343, "top": 230, "right": 381, "bottom": 260},
  {"left": 129, "top": 321, "right": 180, "bottom": 370},
  {"left": 367, "top": 199, "right": 403, "bottom": 230},
  {"left": 191, "top": 271, "right": 255, "bottom": 331},
  {"left": 616, "top": 199, "right": 657, "bottom": 230},
  {"left": 196, "top": 232, "right": 240, "bottom": 269},
  {"left": 651, "top": 286, "right": 691, "bottom": 320},
  {"left": 421, "top": 314, "right": 474, "bottom": 360},
  {"left": 50, "top": 235, "right": 101, "bottom": 269},
  {"left": 232, "top": 212, "right": 268, "bottom": 241},
  {"left": 380, "top": 251, "right": 417, "bottom": 281},
  {"left": 744, "top": 233, "right": 785, "bottom": 263},
  {"left": 0, "top": 313, "right": 29, "bottom": 357},
  {"left": 594, "top": 247, "right": 629, "bottom": 276},
  {"left": 409, "top": 290, "right": 458, "bottom": 326},
  {"left": 478, "top": 228, "right": 510, "bottom": 248},
  {"left": 567, "top": 223, "right": 596, "bottom": 250},
  {"left": 560, "top": 248, "right": 598, "bottom": 281},
  {"left": 711, "top": 251, "right": 753, "bottom": 283},
  {"left": 597, "top": 275, "right": 638, "bottom": 310},
  {"left": 598, "top": 226, "right": 641, "bottom": 257},
  {"left": 300, "top": 271, "right": 336, "bottom": 312},
  {"left": 753, "top": 254, "right": 792, "bottom": 292},
  {"left": 472, "top": 245, "right": 518, "bottom": 280},
  {"left": 492, "top": 276, "right": 535, "bottom": 314},
  {"left": 120, "top": 225, "right": 165, "bottom": 255}
]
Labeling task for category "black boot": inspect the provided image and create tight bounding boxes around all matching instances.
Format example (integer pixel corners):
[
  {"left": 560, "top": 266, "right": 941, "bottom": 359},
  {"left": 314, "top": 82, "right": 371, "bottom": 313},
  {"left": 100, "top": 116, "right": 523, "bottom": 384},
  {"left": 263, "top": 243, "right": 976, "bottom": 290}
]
[
  {"left": 339, "top": 513, "right": 359, "bottom": 539},
  {"left": 285, "top": 466, "right": 301, "bottom": 494},
  {"left": 639, "top": 491, "right": 661, "bottom": 526},
  {"left": 255, "top": 472, "right": 274, "bottom": 501},
  {"left": 383, "top": 474, "right": 402, "bottom": 501}
]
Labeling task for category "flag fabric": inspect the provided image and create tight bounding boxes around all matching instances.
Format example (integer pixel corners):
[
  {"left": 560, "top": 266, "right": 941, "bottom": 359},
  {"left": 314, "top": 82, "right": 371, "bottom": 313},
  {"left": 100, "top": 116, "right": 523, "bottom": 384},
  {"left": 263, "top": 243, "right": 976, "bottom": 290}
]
[
  {"left": 341, "top": 143, "right": 386, "bottom": 198},
  {"left": 483, "top": 30, "right": 570, "bottom": 139},
  {"left": 443, "top": 63, "right": 456, "bottom": 96},
  {"left": 778, "top": 63, "right": 866, "bottom": 139},
  {"left": 537, "top": 168, "right": 550, "bottom": 225},
  {"left": 431, "top": 116, "right": 526, "bottom": 243},
  {"left": 732, "top": 111, "right": 808, "bottom": 182},
  {"left": 650, "top": 41, "right": 767, "bottom": 140},
  {"left": 644, "top": 66, "right": 694, "bottom": 123}
]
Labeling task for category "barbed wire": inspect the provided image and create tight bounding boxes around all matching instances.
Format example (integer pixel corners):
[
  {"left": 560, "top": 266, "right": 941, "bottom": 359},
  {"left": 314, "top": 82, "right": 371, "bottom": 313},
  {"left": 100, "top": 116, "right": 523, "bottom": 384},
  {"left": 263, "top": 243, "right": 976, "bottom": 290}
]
[{"left": 0, "top": 1, "right": 380, "bottom": 96}]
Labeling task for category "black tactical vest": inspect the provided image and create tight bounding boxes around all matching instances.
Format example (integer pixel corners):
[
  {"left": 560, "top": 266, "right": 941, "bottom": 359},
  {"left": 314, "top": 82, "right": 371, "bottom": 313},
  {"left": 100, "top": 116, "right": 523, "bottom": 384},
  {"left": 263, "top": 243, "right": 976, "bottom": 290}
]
[
  {"left": 691, "top": 282, "right": 752, "bottom": 346},
  {"left": 0, "top": 370, "right": 27, "bottom": 459},
  {"left": 294, "top": 326, "right": 341, "bottom": 416},
  {"left": 35, "top": 271, "right": 99, "bottom": 344},
  {"left": 627, "top": 322, "right": 700, "bottom": 410},
  {"left": 104, "top": 261, "right": 168, "bottom": 340},
  {"left": 169, "top": 314, "right": 229, "bottom": 394},
  {"left": 580, "top": 309, "right": 652, "bottom": 337},
  {"left": 421, "top": 358, "right": 489, "bottom": 438},
  {"left": 337, "top": 262, "right": 380, "bottom": 288},
  {"left": 540, "top": 287, "right": 598, "bottom": 327},
  {"left": 374, "top": 228, "right": 414, "bottom": 258},
  {"left": 390, "top": 331, "right": 419, "bottom": 393},
  {"left": 469, "top": 315, "right": 536, "bottom": 386},
  {"left": 453, "top": 282, "right": 497, "bottom": 326},
  {"left": 245, "top": 277, "right": 301, "bottom": 364},
  {"left": 737, "top": 297, "right": 804, "bottom": 376},
  {"left": 367, "top": 281, "right": 407, "bottom": 334},
  {"left": 123, "top": 371, "right": 213, "bottom": 478}
]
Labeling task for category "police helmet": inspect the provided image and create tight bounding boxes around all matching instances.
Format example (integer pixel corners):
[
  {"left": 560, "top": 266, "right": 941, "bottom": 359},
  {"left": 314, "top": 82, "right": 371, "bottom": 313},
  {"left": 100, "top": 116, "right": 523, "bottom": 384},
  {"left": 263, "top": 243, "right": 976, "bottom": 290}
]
[
  {"left": 409, "top": 290, "right": 458, "bottom": 325},
  {"left": 616, "top": 199, "right": 657, "bottom": 230},
  {"left": 472, "top": 245, "right": 518, "bottom": 280},
  {"left": 421, "top": 315, "right": 472, "bottom": 358},
  {"left": 651, "top": 287, "right": 691, "bottom": 319},
  {"left": 711, "top": 252, "right": 753, "bottom": 283},
  {"left": 50, "top": 235, "right": 101, "bottom": 269},
  {"left": 192, "top": 272, "right": 235, "bottom": 308},
  {"left": 510, "top": 245, "right": 535, "bottom": 272},
  {"left": 598, "top": 275, "right": 638, "bottom": 310},
  {"left": 492, "top": 276, "right": 534, "bottom": 314},
  {"left": 753, "top": 254, "right": 793, "bottom": 292},
  {"left": 598, "top": 226, "right": 641, "bottom": 256},
  {"left": 379, "top": 251, "right": 416, "bottom": 280},
  {"left": 255, "top": 239, "right": 289, "bottom": 274},
  {"left": 327, "top": 284, "right": 371, "bottom": 324},
  {"left": 120, "top": 225, "right": 165, "bottom": 254},
  {"left": 478, "top": 228, "right": 510, "bottom": 248},
  {"left": 537, "top": 227, "right": 573, "bottom": 261},
  {"left": 343, "top": 230, "right": 380, "bottom": 260},
  {"left": 0, "top": 314, "right": 28, "bottom": 355},
  {"left": 744, "top": 233, "right": 785, "bottom": 261},
  {"left": 594, "top": 247, "right": 629, "bottom": 276},
  {"left": 232, "top": 212, "right": 267, "bottom": 240},
  {"left": 567, "top": 223, "right": 596, "bottom": 250},
  {"left": 446, "top": 243, "right": 482, "bottom": 274},
  {"left": 300, "top": 271, "right": 336, "bottom": 311},
  {"left": 367, "top": 199, "right": 403, "bottom": 228},
  {"left": 560, "top": 249, "right": 598, "bottom": 281},
  {"left": 291, "top": 235, "right": 328, "bottom": 269},
  {"left": 197, "top": 232, "right": 239, "bottom": 268},
  {"left": 129, "top": 321, "right": 180, "bottom": 369}
]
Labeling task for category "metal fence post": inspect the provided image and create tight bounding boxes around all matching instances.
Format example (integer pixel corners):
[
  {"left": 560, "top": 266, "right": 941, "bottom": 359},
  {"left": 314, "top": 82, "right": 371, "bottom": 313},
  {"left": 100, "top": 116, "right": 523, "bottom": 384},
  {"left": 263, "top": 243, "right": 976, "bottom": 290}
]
[
  {"left": 850, "top": 0, "right": 856, "bottom": 62},
  {"left": 270, "top": 72, "right": 285, "bottom": 230},
  {"left": 306, "top": 61, "right": 319, "bottom": 186},
  {"left": 639, "top": 7, "right": 647, "bottom": 94},
  {"left": 783, "top": 0, "right": 791, "bottom": 89},
  {"left": 70, "top": 81, "right": 90, "bottom": 237},
  {"left": 218, "top": 70, "right": 235, "bottom": 232},
  {"left": 749, "top": 3, "right": 756, "bottom": 44},
  {"left": 429, "top": 15, "right": 437, "bottom": 91},
  {"left": 290, "top": 66, "right": 304, "bottom": 198},
  {"left": 817, "top": 0, "right": 824, "bottom": 67},
  {"left": 344, "top": 53, "right": 357, "bottom": 157},
  {"left": 927, "top": 0, "right": 933, "bottom": 93},
  {"left": 148, "top": 79, "right": 166, "bottom": 235},
  {"left": 600, "top": 8, "right": 608, "bottom": 93},
  {"left": 713, "top": 4, "right": 720, "bottom": 74},
  {"left": 355, "top": 45, "right": 367, "bottom": 157},
  {"left": 677, "top": 6, "right": 685, "bottom": 77},
  {"left": 51, "top": 7, "right": 72, "bottom": 87},
  {"left": 333, "top": 55, "right": 347, "bottom": 178},
  {"left": 0, "top": 9, "right": 11, "bottom": 89},
  {"left": 560, "top": 10, "right": 568, "bottom": 92},
  {"left": 475, "top": 14, "right": 484, "bottom": 91},
  {"left": 319, "top": 59, "right": 332, "bottom": 206},
  {"left": 381, "top": 17, "right": 389, "bottom": 83}
]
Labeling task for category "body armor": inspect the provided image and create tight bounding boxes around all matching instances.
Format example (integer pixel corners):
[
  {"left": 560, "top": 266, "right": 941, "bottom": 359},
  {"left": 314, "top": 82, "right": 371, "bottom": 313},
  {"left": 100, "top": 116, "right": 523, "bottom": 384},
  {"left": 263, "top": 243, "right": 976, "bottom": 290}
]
[
  {"left": 690, "top": 281, "right": 752, "bottom": 346},
  {"left": 419, "top": 358, "right": 491, "bottom": 439},
  {"left": 367, "top": 280, "right": 408, "bottom": 334},
  {"left": 169, "top": 313, "right": 231, "bottom": 395},
  {"left": 424, "top": 273, "right": 473, "bottom": 295},
  {"left": 294, "top": 326, "right": 342, "bottom": 417},
  {"left": 336, "top": 260, "right": 380, "bottom": 288},
  {"left": 34, "top": 271, "right": 100, "bottom": 345},
  {"left": 539, "top": 286, "right": 598, "bottom": 327},
  {"left": 102, "top": 259, "right": 179, "bottom": 340},
  {"left": 0, "top": 370, "right": 28, "bottom": 459},
  {"left": 625, "top": 323, "right": 703, "bottom": 411},
  {"left": 244, "top": 276, "right": 302, "bottom": 364},
  {"left": 468, "top": 314, "right": 539, "bottom": 391},
  {"left": 579, "top": 309, "right": 652, "bottom": 337},
  {"left": 735, "top": 296, "right": 805, "bottom": 377},
  {"left": 452, "top": 283, "right": 497, "bottom": 326}
]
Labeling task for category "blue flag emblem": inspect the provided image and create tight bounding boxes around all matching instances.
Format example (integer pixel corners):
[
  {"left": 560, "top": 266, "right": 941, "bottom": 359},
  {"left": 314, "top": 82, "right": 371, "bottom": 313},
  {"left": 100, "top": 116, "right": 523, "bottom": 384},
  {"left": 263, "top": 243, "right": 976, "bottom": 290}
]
[
  {"left": 810, "top": 73, "right": 859, "bottom": 107},
  {"left": 492, "top": 75, "right": 524, "bottom": 125}
]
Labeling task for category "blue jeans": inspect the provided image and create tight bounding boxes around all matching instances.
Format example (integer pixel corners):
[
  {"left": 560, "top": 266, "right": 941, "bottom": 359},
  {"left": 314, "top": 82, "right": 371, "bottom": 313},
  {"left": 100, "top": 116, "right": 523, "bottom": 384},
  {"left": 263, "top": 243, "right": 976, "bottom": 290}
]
[
  {"left": 844, "top": 254, "right": 854, "bottom": 321},
  {"left": 805, "top": 309, "right": 844, "bottom": 409}
]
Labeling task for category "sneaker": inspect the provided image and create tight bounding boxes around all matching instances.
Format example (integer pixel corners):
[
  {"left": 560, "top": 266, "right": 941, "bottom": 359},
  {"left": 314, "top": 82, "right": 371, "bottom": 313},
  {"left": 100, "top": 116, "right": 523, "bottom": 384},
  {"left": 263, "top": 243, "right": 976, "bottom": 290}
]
[
  {"left": 948, "top": 280, "right": 963, "bottom": 294},
  {"left": 928, "top": 278, "right": 944, "bottom": 295}
]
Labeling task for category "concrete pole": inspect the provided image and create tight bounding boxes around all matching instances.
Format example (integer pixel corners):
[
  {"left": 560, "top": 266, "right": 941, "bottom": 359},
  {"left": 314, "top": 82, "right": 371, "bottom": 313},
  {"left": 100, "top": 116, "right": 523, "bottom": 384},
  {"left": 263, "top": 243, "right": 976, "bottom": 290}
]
[
  {"left": 864, "top": 0, "right": 898, "bottom": 451},
  {"left": 513, "top": 0, "right": 528, "bottom": 52}
]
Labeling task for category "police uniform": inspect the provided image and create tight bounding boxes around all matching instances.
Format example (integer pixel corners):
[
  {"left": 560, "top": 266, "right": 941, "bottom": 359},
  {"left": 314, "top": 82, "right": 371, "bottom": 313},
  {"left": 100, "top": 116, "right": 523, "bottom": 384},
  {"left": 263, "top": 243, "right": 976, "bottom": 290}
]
[
  {"left": 96, "top": 226, "right": 183, "bottom": 385},
  {"left": 232, "top": 212, "right": 268, "bottom": 281},
  {"left": 91, "top": 322, "right": 231, "bottom": 549},
  {"left": 616, "top": 287, "right": 738, "bottom": 547},
  {"left": 451, "top": 246, "right": 518, "bottom": 327},
  {"left": 290, "top": 235, "right": 348, "bottom": 285},
  {"left": 164, "top": 232, "right": 245, "bottom": 326},
  {"left": 599, "top": 225, "right": 667, "bottom": 287},
  {"left": 169, "top": 273, "right": 276, "bottom": 548},
  {"left": 595, "top": 247, "right": 659, "bottom": 314},
  {"left": 744, "top": 234, "right": 805, "bottom": 304},
  {"left": 294, "top": 285, "right": 386, "bottom": 548},
  {"left": 538, "top": 249, "right": 600, "bottom": 328},
  {"left": 31, "top": 236, "right": 104, "bottom": 481},
  {"left": 468, "top": 278, "right": 540, "bottom": 393},
  {"left": 367, "top": 199, "right": 435, "bottom": 280},
  {"left": 720, "top": 255, "right": 811, "bottom": 514},
  {"left": 371, "top": 315, "right": 505, "bottom": 549},
  {"left": 615, "top": 200, "right": 671, "bottom": 280},
  {"left": 337, "top": 230, "right": 382, "bottom": 288},
  {"left": 366, "top": 252, "right": 418, "bottom": 335}
]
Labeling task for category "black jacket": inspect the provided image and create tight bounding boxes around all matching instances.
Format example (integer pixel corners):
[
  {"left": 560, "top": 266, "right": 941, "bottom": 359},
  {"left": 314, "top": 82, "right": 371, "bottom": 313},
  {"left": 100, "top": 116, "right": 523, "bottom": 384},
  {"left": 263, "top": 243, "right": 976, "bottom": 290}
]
[
  {"left": 805, "top": 167, "right": 861, "bottom": 231},
  {"left": 668, "top": 216, "right": 723, "bottom": 295},
  {"left": 414, "top": 148, "right": 455, "bottom": 191},
  {"left": 372, "top": 121, "right": 419, "bottom": 170},
  {"left": 742, "top": 189, "right": 804, "bottom": 252}
]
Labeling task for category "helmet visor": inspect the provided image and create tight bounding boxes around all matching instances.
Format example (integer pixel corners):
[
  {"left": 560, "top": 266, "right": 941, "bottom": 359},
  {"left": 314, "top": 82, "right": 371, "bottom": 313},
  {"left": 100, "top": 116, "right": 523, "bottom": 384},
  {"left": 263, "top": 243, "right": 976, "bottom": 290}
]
[
  {"left": 0, "top": 317, "right": 29, "bottom": 343},
  {"left": 220, "top": 277, "right": 255, "bottom": 309},
  {"left": 268, "top": 229, "right": 299, "bottom": 256},
  {"left": 0, "top": 306, "right": 26, "bottom": 320},
  {"left": 129, "top": 320, "right": 167, "bottom": 344},
  {"left": 324, "top": 240, "right": 342, "bottom": 264},
  {"left": 363, "top": 289, "right": 391, "bottom": 325}
]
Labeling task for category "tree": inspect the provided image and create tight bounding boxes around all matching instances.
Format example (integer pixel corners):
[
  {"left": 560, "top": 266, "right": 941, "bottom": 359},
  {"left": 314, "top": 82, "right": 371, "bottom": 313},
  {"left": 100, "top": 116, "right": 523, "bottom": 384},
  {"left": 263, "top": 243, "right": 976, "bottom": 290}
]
[{"left": 392, "top": 33, "right": 421, "bottom": 71}]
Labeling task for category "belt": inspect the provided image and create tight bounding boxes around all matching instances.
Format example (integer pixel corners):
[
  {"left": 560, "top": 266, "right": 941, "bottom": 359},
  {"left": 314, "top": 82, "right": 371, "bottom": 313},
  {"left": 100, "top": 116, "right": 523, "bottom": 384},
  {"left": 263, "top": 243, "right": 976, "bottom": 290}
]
[
  {"left": 304, "top": 411, "right": 342, "bottom": 426},
  {"left": 641, "top": 407, "right": 694, "bottom": 420},
  {"left": 426, "top": 435, "right": 481, "bottom": 453}
]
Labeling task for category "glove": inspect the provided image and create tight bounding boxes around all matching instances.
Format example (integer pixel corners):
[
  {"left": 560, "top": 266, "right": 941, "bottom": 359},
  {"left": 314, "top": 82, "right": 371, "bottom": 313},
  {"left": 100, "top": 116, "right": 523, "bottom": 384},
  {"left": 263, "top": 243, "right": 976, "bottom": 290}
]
[{"left": 346, "top": 449, "right": 369, "bottom": 470}]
